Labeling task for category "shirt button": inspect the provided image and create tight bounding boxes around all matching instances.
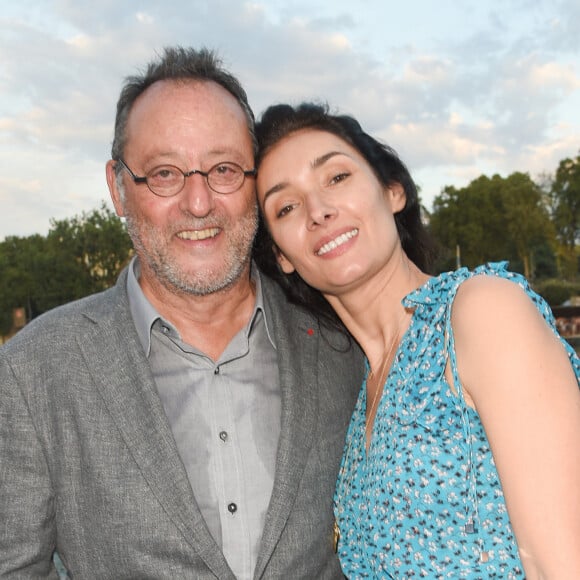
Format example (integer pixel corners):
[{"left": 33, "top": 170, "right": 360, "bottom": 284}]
[
  {"left": 162, "top": 326, "right": 170, "bottom": 334},
  {"left": 214, "top": 366, "right": 220, "bottom": 375},
  {"left": 227, "top": 502, "right": 237, "bottom": 514},
  {"left": 219, "top": 431, "right": 228, "bottom": 442}
]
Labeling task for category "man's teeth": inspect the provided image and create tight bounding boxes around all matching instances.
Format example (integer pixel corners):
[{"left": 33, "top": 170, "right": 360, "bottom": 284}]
[
  {"left": 177, "top": 228, "right": 220, "bottom": 241},
  {"left": 317, "top": 229, "right": 358, "bottom": 256}
]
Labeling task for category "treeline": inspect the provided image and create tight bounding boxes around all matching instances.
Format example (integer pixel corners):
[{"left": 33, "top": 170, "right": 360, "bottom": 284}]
[
  {"left": 1, "top": 153, "right": 579, "bottom": 335},
  {"left": 428, "top": 153, "right": 579, "bottom": 303},
  {"left": 0, "top": 203, "right": 133, "bottom": 335}
]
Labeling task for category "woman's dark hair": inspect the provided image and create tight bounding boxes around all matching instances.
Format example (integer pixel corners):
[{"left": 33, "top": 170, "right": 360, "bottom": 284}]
[{"left": 253, "top": 102, "right": 437, "bottom": 330}]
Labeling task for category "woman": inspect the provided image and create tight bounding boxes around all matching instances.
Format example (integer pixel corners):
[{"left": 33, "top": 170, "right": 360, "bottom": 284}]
[{"left": 254, "top": 103, "right": 580, "bottom": 578}]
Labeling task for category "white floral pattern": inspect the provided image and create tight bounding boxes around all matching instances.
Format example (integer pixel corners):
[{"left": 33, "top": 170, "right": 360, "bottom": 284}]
[{"left": 334, "top": 262, "right": 580, "bottom": 579}]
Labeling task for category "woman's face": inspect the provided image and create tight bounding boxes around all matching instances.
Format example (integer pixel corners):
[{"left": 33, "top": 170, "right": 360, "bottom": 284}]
[{"left": 257, "top": 128, "right": 406, "bottom": 296}]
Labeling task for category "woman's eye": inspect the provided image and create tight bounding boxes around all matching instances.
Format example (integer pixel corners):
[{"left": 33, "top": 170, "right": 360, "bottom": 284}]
[
  {"left": 277, "top": 204, "right": 295, "bottom": 218},
  {"left": 329, "top": 172, "right": 350, "bottom": 185}
]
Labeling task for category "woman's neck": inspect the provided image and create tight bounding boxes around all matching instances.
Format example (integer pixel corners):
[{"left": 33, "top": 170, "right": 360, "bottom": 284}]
[{"left": 325, "top": 252, "right": 429, "bottom": 370}]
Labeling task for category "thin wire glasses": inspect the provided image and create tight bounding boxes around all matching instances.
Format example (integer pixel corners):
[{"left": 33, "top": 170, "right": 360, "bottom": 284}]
[{"left": 116, "top": 158, "right": 257, "bottom": 197}]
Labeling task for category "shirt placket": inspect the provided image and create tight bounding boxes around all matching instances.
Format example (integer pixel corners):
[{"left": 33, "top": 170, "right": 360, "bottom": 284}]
[{"left": 210, "top": 361, "right": 251, "bottom": 579}]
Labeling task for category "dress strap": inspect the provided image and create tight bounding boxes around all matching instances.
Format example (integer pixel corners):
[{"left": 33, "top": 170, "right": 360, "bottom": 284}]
[{"left": 443, "top": 295, "right": 480, "bottom": 538}]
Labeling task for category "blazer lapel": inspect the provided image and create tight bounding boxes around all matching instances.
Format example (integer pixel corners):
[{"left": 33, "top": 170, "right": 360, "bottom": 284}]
[
  {"left": 78, "top": 274, "right": 234, "bottom": 578},
  {"left": 254, "top": 279, "right": 320, "bottom": 577}
]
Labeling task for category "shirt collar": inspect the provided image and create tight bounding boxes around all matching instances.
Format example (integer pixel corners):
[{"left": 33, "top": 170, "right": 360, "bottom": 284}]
[
  {"left": 249, "top": 262, "right": 277, "bottom": 350},
  {"left": 126, "top": 257, "right": 276, "bottom": 357}
]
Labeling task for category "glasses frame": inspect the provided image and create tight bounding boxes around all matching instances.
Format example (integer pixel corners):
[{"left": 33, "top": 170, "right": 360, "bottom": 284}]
[{"left": 116, "top": 158, "right": 257, "bottom": 197}]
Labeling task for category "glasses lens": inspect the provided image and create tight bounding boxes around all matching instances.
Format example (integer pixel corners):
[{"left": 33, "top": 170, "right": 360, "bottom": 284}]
[
  {"left": 208, "top": 163, "right": 244, "bottom": 193},
  {"left": 147, "top": 165, "right": 184, "bottom": 196}
]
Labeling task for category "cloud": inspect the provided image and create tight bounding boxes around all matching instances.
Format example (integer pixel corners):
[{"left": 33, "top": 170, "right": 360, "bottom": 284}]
[{"left": 0, "top": 0, "right": 578, "bottom": 237}]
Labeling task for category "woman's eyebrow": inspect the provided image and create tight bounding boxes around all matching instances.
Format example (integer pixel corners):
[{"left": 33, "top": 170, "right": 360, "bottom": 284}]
[
  {"left": 311, "top": 151, "right": 348, "bottom": 169},
  {"left": 262, "top": 181, "right": 288, "bottom": 203},
  {"left": 262, "top": 151, "right": 351, "bottom": 203}
]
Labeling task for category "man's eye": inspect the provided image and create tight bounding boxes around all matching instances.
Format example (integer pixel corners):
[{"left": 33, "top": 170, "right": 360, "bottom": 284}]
[
  {"left": 151, "top": 167, "right": 180, "bottom": 181},
  {"left": 213, "top": 163, "right": 237, "bottom": 176}
]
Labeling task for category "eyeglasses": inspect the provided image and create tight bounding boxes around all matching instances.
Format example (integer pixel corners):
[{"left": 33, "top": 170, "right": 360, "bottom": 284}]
[{"left": 116, "top": 158, "right": 257, "bottom": 197}]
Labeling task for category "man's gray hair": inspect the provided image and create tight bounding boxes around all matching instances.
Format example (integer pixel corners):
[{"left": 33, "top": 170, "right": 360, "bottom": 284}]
[{"left": 111, "top": 46, "right": 256, "bottom": 171}]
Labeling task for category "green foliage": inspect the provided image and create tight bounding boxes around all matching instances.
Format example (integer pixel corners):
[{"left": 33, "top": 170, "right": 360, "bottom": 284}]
[
  {"left": 0, "top": 234, "right": 50, "bottom": 332},
  {"left": 429, "top": 172, "right": 555, "bottom": 279},
  {"left": 0, "top": 203, "right": 132, "bottom": 336},
  {"left": 503, "top": 172, "right": 555, "bottom": 278},
  {"left": 534, "top": 278, "right": 580, "bottom": 306},
  {"left": 548, "top": 153, "right": 580, "bottom": 250},
  {"left": 47, "top": 202, "right": 133, "bottom": 292},
  {"left": 532, "top": 241, "right": 559, "bottom": 280},
  {"left": 549, "top": 243, "right": 579, "bottom": 279}
]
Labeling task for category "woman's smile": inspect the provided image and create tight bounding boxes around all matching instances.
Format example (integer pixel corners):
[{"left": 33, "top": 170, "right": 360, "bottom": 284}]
[{"left": 315, "top": 228, "right": 359, "bottom": 256}]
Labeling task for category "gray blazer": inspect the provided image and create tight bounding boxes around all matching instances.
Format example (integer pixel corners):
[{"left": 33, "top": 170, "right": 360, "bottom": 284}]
[{"left": 0, "top": 269, "right": 364, "bottom": 579}]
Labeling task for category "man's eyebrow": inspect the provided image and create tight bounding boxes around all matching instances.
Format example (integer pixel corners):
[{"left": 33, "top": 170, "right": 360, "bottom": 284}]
[{"left": 262, "top": 151, "right": 350, "bottom": 203}]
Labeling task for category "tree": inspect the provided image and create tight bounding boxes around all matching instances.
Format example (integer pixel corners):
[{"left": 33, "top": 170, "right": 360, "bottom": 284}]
[
  {"left": 430, "top": 176, "right": 513, "bottom": 271},
  {"left": 502, "top": 172, "right": 554, "bottom": 279},
  {"left": 545, "top": 153, "right": 580, "bottom": 278},
  {"left": 47, "top": 202, "right": 133, "bottom": 292},
  {"left": 430, "top": 172, "right": 555, "bottom": 278},
  {"left": 0, "top": 203, "right": 132, "bottom": 335},
  {"left": 0, "top": 234, "right": 49, "bottom": 334},
  {"left": 549, "top": 153, "right": 580, "bottom": 251}
]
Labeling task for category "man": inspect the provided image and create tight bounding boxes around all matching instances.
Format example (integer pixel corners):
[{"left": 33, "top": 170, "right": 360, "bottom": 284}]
[{"left": 0, "top": 47, "right": 363, "bottom": 579}]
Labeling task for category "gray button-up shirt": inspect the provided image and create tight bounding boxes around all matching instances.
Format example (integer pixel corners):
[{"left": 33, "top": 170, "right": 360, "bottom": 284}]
[{"left": 127, "top": 258, "right": 280, "bottom": 580}]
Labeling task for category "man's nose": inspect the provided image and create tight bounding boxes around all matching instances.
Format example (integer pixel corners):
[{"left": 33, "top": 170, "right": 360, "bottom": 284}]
[{"left": 178, "top": 173, "right": 215, "bottom": 217}]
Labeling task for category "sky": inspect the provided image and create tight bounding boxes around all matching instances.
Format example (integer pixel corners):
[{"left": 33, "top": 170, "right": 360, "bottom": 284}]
[{"left": 0, "top": 0, "right": 578, "bottom": 239}]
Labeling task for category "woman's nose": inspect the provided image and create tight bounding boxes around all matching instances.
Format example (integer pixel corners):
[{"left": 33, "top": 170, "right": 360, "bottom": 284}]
[{"left": 306, "top": 195, "right": 337, "bottom": 229}]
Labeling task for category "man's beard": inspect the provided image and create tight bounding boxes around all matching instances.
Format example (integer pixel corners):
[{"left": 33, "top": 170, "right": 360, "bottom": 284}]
[{"left": 125, "top": 205, "right": 258, "bottom": 297}]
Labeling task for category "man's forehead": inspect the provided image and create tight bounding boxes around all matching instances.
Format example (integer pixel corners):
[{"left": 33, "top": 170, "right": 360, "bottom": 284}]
[
  {"left": 121, "top": 86, "right": 254, "bottom": 169},
  {"left": 131, "top": 79, "right": 244, "bottom": 118}
]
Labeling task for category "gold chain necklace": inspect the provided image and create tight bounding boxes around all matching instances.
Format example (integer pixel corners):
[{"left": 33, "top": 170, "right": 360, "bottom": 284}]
[
  {"left": 333, "top": 310, "right": 408, "bottom": 552},
  {"left": 364, "top": 330, "right": 398, "bottom": 448}
]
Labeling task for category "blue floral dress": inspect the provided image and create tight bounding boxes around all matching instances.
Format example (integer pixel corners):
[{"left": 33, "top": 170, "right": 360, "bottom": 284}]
[{"left": 334, "top": 263, "right": 580, "bottom": 579}]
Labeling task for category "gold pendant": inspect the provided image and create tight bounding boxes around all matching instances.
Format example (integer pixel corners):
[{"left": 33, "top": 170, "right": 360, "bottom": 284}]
[{"left": 333, "top": 519, "right": 340, "bottom": 553}]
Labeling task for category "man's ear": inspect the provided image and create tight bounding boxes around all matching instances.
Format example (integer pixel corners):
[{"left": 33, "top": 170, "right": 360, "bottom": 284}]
[
  {"left": 386, "top": 182, "right": 407, "bottom": 214},
  {"left": 106, "top": 160, "right": 125, "bottom": 218},
  {"left": 274, "top": 244, "right": 295, "bottom": 274}
]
